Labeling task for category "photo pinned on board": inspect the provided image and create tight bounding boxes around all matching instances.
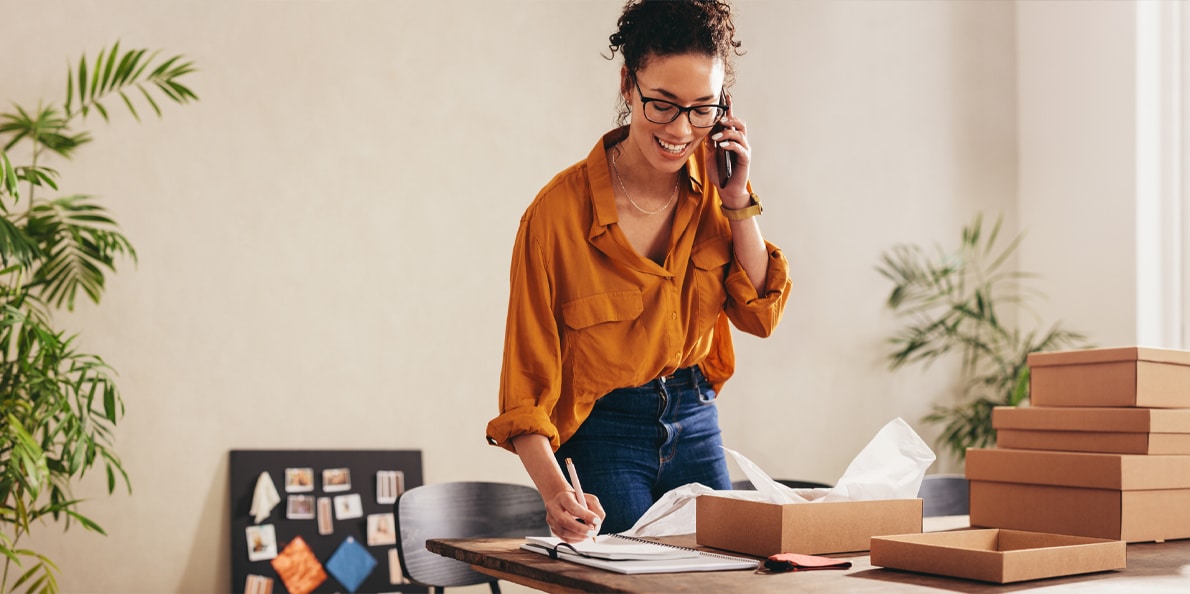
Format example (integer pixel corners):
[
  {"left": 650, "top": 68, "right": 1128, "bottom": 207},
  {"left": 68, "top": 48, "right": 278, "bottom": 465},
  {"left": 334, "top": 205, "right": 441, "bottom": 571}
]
[
  {"left": 317, "top": 496, "right": 334, "bottom": 535},
  {"left": 367, "top": 512, "right": 397, "bottom": 546},
  {"left": 376, "top": 470, "right": 405, "bottom": 504},
  {"left": 284, "top": 467, "right": 314, "bottom": 493},
  {"left": 389, "top": 548, "right": 409, "bottom": 584},
  {"left": 334, "top": 493, "right": 364, "bottom": 520},
  {"left": 287, "top": 495, "right": 315, "bottom": 520},
  {"left": 322, "top": 467, "right": 351, "bottom": 493},
  {"left": 245, "top": 524, "right": 278, "bottom": 561},
  {"left": 244, "top": 574, "right": 273, "bottom": 594}
]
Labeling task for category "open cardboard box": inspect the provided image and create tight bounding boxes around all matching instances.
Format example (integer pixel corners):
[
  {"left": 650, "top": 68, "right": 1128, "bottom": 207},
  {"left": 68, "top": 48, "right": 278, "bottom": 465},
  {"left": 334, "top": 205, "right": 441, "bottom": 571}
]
[
  {"left": 1028, "top": 346, "right": 1190, "bottom": 408},
  {"left": 994, "top": 405, "right": 1190, "bottom": 455},
  {"left": 695, "top": 494, "right": 922, "bottom": 557},
  {"left": 966, "top": 448, "right": 1190, "bottom": 541},
  {"left": 870, "top": 529, "right": 1126, "bottom": 583}
]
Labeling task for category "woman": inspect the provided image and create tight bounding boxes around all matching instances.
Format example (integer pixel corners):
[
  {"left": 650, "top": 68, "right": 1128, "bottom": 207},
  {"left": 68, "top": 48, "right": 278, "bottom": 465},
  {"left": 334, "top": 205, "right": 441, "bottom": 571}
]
[{"left": 485, "top": 0, "right": 791, "bottom": 542}]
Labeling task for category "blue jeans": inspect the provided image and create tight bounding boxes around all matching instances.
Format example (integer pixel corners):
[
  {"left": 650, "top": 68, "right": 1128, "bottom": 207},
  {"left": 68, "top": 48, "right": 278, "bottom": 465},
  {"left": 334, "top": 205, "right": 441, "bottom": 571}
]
[{"left": 554, "top": 366, "right": 731, "bottom": 534}]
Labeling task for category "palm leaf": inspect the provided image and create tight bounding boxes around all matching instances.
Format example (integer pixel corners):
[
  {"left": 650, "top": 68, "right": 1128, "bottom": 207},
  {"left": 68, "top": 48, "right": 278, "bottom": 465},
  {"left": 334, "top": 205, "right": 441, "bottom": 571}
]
[
  {"left": 67, "top": 46, "right": 197, "bottom": 122},
  {"left": 0, "top": 42, "right": 194, "bottom": 593},
  {"left": 879, "top": 212, "right": 1091, "bottom": 461},
  {"left": 0, "top": 215, "right": 41, "bottom": 267},
  {"left": 25, "top": 195, "right": 136, "bottom": 310}
]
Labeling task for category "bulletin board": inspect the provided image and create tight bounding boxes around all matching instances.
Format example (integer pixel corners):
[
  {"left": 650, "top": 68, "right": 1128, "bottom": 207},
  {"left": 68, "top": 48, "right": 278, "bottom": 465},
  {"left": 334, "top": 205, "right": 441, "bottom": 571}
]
[{"left": 228, "top": 450, "right": 427, "bottom": 594}]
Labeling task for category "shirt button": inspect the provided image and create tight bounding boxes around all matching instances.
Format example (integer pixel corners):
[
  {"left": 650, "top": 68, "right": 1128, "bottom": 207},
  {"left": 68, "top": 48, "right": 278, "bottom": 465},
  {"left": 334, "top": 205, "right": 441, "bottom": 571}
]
[{"left": 671, "top": 312, "right": 678, "bottom": 320}]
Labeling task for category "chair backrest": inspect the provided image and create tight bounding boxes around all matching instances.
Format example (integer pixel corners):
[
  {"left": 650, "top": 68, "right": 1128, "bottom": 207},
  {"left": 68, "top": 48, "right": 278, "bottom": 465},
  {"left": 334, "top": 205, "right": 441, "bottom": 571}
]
[
  {"left": 394, "top": 481, "right": 549, "bottom": 589},
  {"left": 916, "top": 474, "right": 970, "bottom": 517},
  {"left": 732, "top": 478, "right": 833, "bottom": 490}
]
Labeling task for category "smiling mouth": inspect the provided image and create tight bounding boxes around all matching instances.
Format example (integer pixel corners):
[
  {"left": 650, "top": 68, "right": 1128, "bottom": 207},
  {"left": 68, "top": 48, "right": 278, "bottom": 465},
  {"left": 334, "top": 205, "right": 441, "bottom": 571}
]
[{"left": 656, "top": 137, "right": 689, "bottom": 154}]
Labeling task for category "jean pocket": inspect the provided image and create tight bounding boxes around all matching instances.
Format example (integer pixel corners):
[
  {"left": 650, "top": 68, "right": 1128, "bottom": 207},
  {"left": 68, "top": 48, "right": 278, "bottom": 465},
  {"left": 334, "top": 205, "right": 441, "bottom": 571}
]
[
  {"left": 688, "top": 366, "right": 717, "bottom": 404},
  {"left": 695, "top": 375, "right": 718, "bottom": 404}
]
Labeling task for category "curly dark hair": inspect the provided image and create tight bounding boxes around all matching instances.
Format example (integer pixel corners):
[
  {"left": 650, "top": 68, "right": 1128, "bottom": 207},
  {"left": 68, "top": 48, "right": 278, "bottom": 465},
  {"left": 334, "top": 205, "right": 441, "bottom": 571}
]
[{"left": 607, "top": 0, "right": 744, "bottom": 125}]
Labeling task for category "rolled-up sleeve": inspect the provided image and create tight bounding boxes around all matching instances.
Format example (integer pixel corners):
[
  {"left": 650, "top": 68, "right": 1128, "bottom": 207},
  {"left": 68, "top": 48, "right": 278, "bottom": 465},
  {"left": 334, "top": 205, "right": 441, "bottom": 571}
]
[
  {"left": 486, "top": 218, "right": 563, "bottom": 452},
  {"left": 722, "top": 240, "right": 792, "bottom": 338}
]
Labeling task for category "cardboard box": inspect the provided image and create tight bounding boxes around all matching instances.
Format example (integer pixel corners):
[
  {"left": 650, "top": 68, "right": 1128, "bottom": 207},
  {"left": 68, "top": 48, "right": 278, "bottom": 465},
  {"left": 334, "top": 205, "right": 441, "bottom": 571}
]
[
  {"left": 969, "top": 480, "right": 1190, "bottom": 542},
  {"left": 870, "top": 529, "right": 1126, "bottom": 583},
  {"left": 966, "top": 448, "right": 1190, "bottom": 541},
  {"left": 965, "top": 448, "right": 1190, "bottom": 490},
  {"left": 695, "top": 495, "right": 922, "bottom": 557},
  {"left": 993, "top": 406, "right": 1190, "bottom": 454},
  {"left": 1028, "top": 346, "right": 1190, "bottom": 408}
]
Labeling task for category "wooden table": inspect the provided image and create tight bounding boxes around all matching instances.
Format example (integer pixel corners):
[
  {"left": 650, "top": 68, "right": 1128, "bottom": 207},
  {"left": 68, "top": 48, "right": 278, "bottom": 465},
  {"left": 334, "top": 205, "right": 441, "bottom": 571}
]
[{"left": 426, "top": 532, "right": 1190, "bottom": 593}]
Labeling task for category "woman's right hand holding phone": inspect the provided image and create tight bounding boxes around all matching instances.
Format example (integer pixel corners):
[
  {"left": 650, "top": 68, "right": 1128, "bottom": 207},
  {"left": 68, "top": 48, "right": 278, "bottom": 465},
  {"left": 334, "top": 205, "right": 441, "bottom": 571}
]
[{"left": 707, "top": 105, "right": 752, "bottom": 207}]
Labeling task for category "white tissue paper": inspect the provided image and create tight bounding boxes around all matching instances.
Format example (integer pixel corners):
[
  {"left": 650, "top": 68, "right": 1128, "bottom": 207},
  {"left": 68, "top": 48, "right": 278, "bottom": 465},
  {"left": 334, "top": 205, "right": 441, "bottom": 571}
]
[
  {"left": 620, "top": 417, "right": 936, "bottom": 538},
  {"left": 249, "top": 471, "right": 281, "bottom": 524}
]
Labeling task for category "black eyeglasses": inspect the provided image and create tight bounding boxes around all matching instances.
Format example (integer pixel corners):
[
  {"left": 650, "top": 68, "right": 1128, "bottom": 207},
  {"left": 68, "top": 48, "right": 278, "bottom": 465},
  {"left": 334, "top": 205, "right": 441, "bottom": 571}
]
[{"left": 633, "top": 78, "right": 728, "bottom": 128}]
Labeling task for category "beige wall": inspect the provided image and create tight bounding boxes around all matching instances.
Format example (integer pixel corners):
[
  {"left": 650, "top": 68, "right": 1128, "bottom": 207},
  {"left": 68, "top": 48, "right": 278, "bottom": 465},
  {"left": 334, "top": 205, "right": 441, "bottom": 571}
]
[
  {"left": 0, "top": 1, "right": 1031, "bottom": 591},
  {"left": 1016, "top": 1, "right": 1140, "bottom": 348}
]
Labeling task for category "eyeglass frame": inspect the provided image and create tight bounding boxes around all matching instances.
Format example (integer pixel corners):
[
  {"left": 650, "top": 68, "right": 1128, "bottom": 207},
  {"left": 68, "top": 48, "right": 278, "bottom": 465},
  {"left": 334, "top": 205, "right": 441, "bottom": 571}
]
[{"left": 631, "top": 77, "right": 729, "bottom": 129}]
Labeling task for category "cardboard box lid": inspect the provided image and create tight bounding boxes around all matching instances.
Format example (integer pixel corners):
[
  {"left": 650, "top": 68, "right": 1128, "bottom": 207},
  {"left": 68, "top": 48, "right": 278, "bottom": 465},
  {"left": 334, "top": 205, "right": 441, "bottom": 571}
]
[
  {"left": 992, "top": 406, "right": 1190, "bottom": 433},
  {"left": 965, "top": 448, "right": 1190, "bottom": 490},
  {"left": 1027, "top": 346, "right": 1190, "bottom": 368},
  {"left": 870, "top": 529, "right": 1126, "bottom": 584}
]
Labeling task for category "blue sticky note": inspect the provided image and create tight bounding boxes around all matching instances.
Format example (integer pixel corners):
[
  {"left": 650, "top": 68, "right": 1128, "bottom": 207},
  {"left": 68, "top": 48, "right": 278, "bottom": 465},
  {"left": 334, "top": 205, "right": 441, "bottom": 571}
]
[{"left": 325, "top": 536, "right": 377, "bottom": 593}]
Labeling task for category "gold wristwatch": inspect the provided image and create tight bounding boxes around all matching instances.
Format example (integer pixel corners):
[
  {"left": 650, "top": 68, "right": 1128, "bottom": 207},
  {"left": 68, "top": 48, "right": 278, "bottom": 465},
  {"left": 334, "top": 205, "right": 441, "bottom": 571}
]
[{"left": 720, "top": 192, "right": 763, "bottom": 220}]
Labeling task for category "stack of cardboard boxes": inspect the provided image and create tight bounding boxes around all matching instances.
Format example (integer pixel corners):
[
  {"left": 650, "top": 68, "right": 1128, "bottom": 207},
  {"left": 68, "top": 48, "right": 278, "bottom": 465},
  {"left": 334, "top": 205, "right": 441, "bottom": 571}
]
[{"left": 965, "top": 346, "right": 1190, "bottom": 542}]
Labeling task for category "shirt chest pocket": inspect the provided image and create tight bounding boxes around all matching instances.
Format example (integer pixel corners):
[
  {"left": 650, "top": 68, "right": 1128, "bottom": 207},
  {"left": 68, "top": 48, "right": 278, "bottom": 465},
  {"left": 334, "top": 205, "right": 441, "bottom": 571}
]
[
  {"left": 561, "top": 290, "right": 645, "bottom": 397},
  {"left": 561, "top": 290, "right": 644, "bottom": 330},
  {"left": 690, "top": 237, "right": 731, "bottom": 334},
  {"left": 691, "top": 237, "right": 732, "bottom": 272}
]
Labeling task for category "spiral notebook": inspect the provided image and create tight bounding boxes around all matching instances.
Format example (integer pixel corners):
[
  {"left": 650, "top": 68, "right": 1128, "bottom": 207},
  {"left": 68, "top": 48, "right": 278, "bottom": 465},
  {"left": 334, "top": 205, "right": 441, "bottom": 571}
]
[{"left": 521, "top": 534, "right": 758, "bottom": 574}]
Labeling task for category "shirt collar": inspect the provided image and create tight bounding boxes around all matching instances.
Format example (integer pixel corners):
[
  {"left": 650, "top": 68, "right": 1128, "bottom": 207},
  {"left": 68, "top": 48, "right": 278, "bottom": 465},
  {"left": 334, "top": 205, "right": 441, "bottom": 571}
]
[{"left": 589, "top": 127, "right": 703, "bottom": 231}]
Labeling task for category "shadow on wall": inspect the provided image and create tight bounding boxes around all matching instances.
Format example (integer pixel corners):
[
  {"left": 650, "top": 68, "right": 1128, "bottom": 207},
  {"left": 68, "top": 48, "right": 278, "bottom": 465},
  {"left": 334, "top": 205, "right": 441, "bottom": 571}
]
[{"left": 178, "top": 460, "right": 232, "bottom": 591}]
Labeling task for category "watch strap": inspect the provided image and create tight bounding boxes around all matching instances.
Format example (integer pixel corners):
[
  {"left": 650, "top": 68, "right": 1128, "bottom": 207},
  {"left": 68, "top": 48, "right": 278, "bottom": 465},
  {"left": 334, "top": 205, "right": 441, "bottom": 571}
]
[{"left": 721, "top": 193, "right": 763, "bottom": 220}]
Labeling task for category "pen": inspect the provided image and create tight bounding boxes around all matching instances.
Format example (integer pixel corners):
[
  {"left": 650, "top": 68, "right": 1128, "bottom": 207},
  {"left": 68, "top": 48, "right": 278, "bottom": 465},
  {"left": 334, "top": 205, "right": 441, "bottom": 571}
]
[{"left": 565, "top": 457, "right": 598, "bottom": 542}]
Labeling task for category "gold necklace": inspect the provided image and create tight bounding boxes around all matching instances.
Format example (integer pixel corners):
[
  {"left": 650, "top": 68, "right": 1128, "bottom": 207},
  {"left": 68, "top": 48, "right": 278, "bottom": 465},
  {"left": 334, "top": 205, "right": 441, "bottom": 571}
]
[{"left": 611, "top": 149, "right": 679, "bottom": 216}]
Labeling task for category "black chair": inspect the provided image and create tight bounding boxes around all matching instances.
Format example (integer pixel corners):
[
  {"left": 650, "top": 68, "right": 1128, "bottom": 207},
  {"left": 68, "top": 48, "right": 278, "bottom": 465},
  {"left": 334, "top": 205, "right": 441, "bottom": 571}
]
[
  {"left": 394, "top": 481, "right": 550, "bottom": 594},
  {"left": 916, "top": 474, "right": 970, "bottom": 517},
  {"left": 732, "top": 478, "right": 832, "bottom": 490}
]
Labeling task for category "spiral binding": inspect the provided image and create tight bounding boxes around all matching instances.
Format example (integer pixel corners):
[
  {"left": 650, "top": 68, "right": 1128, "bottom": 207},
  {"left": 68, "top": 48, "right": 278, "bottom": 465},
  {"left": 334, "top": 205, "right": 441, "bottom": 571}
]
[{"left": 608, "top": 533, "right": 756, "bottom": 563}]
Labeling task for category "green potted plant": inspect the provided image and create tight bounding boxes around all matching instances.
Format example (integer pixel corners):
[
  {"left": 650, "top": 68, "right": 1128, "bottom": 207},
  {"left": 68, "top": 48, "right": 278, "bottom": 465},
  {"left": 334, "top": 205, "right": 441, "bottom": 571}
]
[
  {"left": 876, "top": 213, "right": 1089, "bottom": 463},
  {"left": 0, "top": 43, "right": 196, "bottom": 593}
]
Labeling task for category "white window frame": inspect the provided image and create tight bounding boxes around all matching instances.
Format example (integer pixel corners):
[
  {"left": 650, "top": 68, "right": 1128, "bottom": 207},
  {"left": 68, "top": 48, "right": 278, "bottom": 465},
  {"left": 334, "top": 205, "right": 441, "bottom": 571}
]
[{"left": 1136, "top": 0, "right": 1185, "bottom": 348}]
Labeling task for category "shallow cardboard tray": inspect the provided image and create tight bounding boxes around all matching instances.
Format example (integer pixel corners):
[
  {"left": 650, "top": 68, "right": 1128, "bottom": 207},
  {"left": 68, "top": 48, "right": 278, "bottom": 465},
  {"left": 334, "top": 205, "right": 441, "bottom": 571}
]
[
  {"left": 993, "top": 406, "right": 1190, "bottom": 432},
  {"left": 996, "top": 429, "right": 1190, "bottom": 454},
  {"left": 870, "top": 529, "right": 1126, "bottom": 583},
  {"left": 992, "top": 406, "right": 1190, "bottom": 454}
]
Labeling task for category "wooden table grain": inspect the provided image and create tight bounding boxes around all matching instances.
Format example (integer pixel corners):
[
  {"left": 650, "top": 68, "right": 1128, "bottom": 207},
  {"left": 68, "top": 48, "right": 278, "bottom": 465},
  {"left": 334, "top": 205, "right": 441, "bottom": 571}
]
[{"left": 425, "top": 533, "right": 1190, "bottom": 593}]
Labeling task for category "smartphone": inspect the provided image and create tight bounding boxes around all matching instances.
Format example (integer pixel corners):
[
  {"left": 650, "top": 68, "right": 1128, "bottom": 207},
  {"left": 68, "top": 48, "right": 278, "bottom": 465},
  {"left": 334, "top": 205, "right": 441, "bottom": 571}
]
[
  {"left": 714, "top": 92, "right": 735, "bottom": 186},
  {"left": 715, "top": 126, "right": 735, "bottom": 186}
]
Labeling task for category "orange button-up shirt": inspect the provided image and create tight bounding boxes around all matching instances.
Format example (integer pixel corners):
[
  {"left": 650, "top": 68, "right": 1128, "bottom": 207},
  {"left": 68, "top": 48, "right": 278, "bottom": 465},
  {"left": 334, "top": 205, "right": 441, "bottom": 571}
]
[{"left": 486, "top": 127, "right": 792, "bottom": 452}]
